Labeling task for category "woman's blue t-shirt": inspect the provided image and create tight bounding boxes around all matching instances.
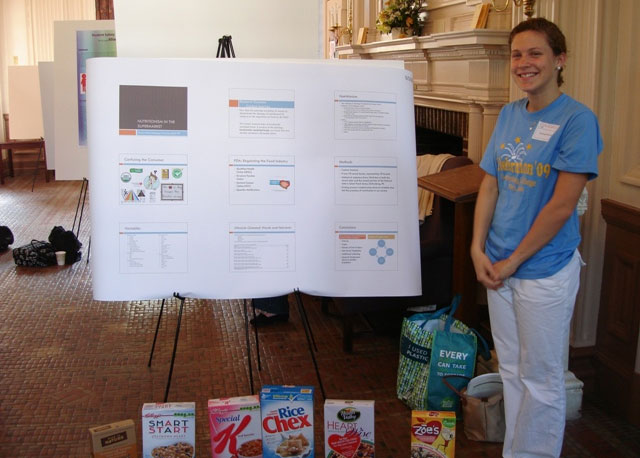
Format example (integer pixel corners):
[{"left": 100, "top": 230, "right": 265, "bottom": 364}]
[{"left": 479, "top": 94, "right": 603, "bottom": 279}]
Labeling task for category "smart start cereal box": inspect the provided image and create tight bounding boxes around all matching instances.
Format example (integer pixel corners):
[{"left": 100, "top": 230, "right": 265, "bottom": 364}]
[
  {"left": 324, "top": 399, "right": 374, "bottom": 458},
  {"left": 142, "top": 402, "right": 196, "bottom": 458},
  {"left": 410, "top": 410, "right": 456, "bottom": 458},
  {"left": 260, "top": 385, "right": 314, "bottom": 458},
  {"left": 208, "top": 395, "right": 262, "bottom": 458}
]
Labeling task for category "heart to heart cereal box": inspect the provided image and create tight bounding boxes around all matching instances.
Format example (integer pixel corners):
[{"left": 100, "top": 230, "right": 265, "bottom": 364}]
[
  {"left": 324, "top": 399, "right": 374, "bottom": 458},
  {"left": 410, "top": 410, "right": 456, "bottom": 458},
  {"left": 142, "top": 402, "right": 196, "bottom": 458},
  {"left": 260, "top": 385, "right": 314, "bottom": 458},
  {"left": 208, "top": 395, "right": 262, "bottom": 458}
]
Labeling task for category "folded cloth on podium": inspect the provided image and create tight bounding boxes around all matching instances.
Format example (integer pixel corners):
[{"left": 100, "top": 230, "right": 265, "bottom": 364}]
[{"left": 417, "top": 154, "right": 454, "bottom": 220}]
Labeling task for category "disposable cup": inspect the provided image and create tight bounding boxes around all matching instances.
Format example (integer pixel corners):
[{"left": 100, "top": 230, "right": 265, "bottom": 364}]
[{"left": 55, "top": 251, "right": 66, "bottom": 266}]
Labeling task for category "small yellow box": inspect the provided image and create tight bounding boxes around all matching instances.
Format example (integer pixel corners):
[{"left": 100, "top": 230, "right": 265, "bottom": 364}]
[
  {"left": 410, "top": 411, "right": 456, "bottom": 458},
  {"left": 89, "top": 419, "right": 137, "bottom": 458}
]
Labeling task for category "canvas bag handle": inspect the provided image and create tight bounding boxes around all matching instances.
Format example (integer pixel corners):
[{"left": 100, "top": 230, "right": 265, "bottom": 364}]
[
  {"left": 443, "top": 294, "right": 461, "bottom": 331},
  {"left": 442, "top": 374, "right": 472, "bottom": 404}
]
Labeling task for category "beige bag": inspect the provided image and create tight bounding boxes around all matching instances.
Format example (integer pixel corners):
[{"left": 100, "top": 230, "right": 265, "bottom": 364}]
[{"left": 444, "top": 375, "right": 505, "bottom": 443}]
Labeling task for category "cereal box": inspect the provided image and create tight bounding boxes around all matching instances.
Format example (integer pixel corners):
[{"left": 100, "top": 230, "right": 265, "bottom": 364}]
[
  {"left": 260, "top": 385, "right": 314, "bottom": 458},
  {"left": 324, "top": 399, "right": 374, "bottom": 458},
  {"left": 208, "top": 395, "right": 262, "bottom": 458},
  {"left": 89, "top": 419, "right": 137, "bottom": 458},
  {"left": 142, "top": 402, "right": 196, "bottom": 458},
  {"left": 410, "top": 410, "right": 456, "bottom": 458}
]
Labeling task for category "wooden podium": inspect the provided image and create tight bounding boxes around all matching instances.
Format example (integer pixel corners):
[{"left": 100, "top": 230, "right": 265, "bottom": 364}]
[
  {"left": 0, "top": 138, "right": 48, "bottom": 186},
  {"left": 418, "top": 164, "right": 485, "bottom": 328}
]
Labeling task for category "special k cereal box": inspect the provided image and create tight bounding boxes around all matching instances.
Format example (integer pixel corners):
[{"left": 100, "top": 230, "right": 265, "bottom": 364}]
[
  {"left": 324, "top": 400, "right": 375, "bottom": 458},
  {"left": 142, "top": 402, "right": 196, "bottom": 458},
  {"left": 260, "top": 385, "right": 314, "bottom": 458},
  {"left": 410, "top": 411, "right": 456, "bottom": 458},
  {"left": 208, "top": 395, "right": 262, "bottom": 458}
]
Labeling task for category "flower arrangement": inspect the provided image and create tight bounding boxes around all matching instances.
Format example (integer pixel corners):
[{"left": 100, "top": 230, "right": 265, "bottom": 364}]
[{"left": 376, "top": 0, "right": 427, "bottom": 36}]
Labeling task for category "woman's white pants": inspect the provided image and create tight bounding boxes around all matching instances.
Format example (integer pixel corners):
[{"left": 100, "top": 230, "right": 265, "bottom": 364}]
[{"left": 487, "top": 250, "right": 582, "bottom": 458}]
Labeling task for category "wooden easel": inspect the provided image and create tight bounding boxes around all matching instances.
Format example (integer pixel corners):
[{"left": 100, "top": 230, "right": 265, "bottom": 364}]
[{"left": 216, "top": 35, "right": 235, "bottom": 58}]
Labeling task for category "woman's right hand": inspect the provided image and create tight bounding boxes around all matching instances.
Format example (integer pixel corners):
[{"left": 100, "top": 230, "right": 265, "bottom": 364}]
[
  {"left": 471, "top": 246, "right": 503, "bottom": 290},
  {"left": 471, "top": 173, "right": 501, "bottom": 289}
]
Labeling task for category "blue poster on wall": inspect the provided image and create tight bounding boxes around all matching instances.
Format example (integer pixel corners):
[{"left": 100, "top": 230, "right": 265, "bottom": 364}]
[{"left": 76, "top": 30, "right": 116, "bottom": 146}]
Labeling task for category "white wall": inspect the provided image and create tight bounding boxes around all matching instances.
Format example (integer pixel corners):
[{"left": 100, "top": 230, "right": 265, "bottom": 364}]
[
  {"left": 0, "top": 0, "right": 95, "bottom": 114},
  {"left": 38, "top": 61, "right": 55, "bottom": 169},
  {"left": 0, "top": 0, "right": 29, "bottom": 114},
  {"left": 2, "top": 1, "right": 29, "bottom": 64},
  {"left": 7, "top": 65, "right": 44, "bottom": 138},
  {"left": 114, "top": 0, "right": 324, "bottom": 59}
]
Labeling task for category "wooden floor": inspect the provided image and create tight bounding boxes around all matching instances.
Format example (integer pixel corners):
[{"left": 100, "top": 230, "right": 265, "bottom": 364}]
[{"left": 1, "top": 173, "right": 640, "bottom": 457}]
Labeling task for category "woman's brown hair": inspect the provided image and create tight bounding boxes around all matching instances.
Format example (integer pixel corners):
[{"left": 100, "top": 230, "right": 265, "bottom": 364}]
[{"left": 509, "top": 18, "right": 567, "bottom": 86}]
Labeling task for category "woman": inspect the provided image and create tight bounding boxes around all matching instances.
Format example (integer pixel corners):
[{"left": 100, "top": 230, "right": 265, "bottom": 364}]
[{"left": 470, "top": 18, "right": 602, "bottom": 458}]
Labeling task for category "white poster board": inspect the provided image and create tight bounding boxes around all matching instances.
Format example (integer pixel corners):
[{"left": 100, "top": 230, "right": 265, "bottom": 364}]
[
  {"left": 54, "top": 20, "right": 115, "bottom": 180},
  {"left": 88, "top": 58, "right": 420, "bottom": 301},
  {"left": 113, "top": 0, "right": 322, "bottom": 59},
  {"left": 38, "top": 62, "right": 55, "bottom": 170},
  {"left": 7, "top": 66, "right": 44, "bottom": 139}
]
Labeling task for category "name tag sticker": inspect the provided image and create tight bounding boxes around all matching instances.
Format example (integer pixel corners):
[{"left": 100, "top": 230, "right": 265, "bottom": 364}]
[{"left": 532, "top": 121, "right": 560, "bottom": 142}]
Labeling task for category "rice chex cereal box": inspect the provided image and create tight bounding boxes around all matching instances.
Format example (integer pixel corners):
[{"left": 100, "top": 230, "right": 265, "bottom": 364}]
[
  {"left": 324, "top": 399, "right": 374, "bottom": 458},
  {"left": 260, "top": 385, "right": 314, "bottom": 458},
  {"left": 208, "top": 395, "right": 262, "bottom": 458},
  {"left": 142, "top": 402, "right": 196, "bottom": 458},
  {"left": 411, "top": 410, "right": 456, "bottom": 458}
]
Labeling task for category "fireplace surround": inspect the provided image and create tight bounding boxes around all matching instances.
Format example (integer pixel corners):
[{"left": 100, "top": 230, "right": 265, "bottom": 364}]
[{"left": 337, "top": 29, "right": 511, "bottom": 162}]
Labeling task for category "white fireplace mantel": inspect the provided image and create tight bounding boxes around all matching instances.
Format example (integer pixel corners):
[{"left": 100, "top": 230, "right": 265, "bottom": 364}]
[{"left": 337, "top": 30, "right": 511, "bottom": 163}]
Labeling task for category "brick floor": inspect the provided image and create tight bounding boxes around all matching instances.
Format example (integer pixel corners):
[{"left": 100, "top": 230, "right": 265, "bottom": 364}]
[{"left": 1, "top": 174, "right": 639, "bottom": 457}]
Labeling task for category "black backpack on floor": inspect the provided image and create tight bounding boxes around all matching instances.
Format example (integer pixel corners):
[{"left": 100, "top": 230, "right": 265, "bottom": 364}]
[
  {"left": 0, "top": 226, "right": 14, "bottom": 251},
  {"left": 48, "top": 226, "right": 82, "bottom": 264},
  {"left": 13, "top": 240, "right": 56, "bottom": 267}
]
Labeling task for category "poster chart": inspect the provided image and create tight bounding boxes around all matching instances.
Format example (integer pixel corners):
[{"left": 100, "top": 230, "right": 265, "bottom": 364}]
[
  {"left": 88, "top": 58, "right": 421, "bottom": 301},
  {"left": 76, "top": 30, "right": 117, "bottom": 146},
  {"left": 54, "top": 20, "right": 114, "bottom": 180}
]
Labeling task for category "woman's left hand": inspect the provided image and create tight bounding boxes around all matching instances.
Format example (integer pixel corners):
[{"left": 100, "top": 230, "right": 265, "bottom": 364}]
[{"left": 492, "top": 257, "right": 519, "bottom": 281}]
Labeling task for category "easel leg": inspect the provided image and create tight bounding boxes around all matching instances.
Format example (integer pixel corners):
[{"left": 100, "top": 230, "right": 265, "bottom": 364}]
[
  {"left": 295, "top": 290, "right": 318, "bottom": 351},
  {"left": 76, "top": 179, "right": 89, "bottom": 237},
  {"left": 31, "top": 144, "right": 43, "bottom": 192},
  {"left": 73, "top": 178, "right": 90, "bottom": 263},
  {"left": 148, "top": 298, "right": 166, "bottom": 367},
  {"left": 244, "top": 299, "right": 255, "bottom": 394},
  {"left": 293, "top": 289, "right": 326, "bottom": 399},
  {"left": 252, "top": 300, "right": 261, "bottom": 371},
  {"left": 73, "top": 179, "right": 88, "bottom": 233},
  {"left": 164, "top": 293, "right": 186, "bottom": 402}
]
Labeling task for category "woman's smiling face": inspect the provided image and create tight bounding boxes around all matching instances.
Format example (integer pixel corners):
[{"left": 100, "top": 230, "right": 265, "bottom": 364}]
[{"left": 510, "top": 30, "right": 566, "bottom": 99}]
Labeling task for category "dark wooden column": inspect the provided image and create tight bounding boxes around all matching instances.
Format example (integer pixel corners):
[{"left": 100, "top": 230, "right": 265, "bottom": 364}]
[
  {"left": 595, "top": 199, "right": 640, "bottom": 427},
  {"left": 95, "top": 0, "right": 114, "bottom": 20}
]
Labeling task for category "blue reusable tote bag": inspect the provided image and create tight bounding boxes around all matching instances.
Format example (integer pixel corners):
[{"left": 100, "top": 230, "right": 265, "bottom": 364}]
[{"left": 397, "top": 295, "right": 488, "bottom": 411}]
